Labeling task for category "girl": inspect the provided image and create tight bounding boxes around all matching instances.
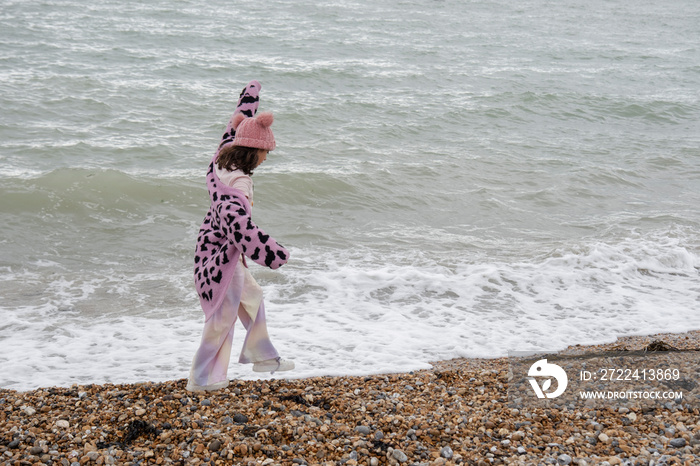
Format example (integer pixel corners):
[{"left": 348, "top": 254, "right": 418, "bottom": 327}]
[{"left": 187, "top": 81, "right": 294, "bottom": 393}]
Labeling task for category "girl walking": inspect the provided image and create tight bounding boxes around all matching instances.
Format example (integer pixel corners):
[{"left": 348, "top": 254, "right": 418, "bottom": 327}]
[{"left": 187, "top": 81, "right": 294, "bottom": 393}]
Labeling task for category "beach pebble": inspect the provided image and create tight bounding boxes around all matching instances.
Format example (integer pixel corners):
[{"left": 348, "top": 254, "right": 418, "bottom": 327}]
[
  {"left": 440, "top": 446, "right": 453, "bottom": 459},
  {"left": 557, "top": 454, "right": 572, "bottom": 465},
  {"left": 669, "top": 438, "right": 686, "bottom": 448},
  {"left": 29, "top": 446, "right": 43, "bottom": 455},
  {"left": 56, "top": 420, "right": 70, "bottom": 428},
  {"left": 22, "top": 406, "right": 36, "bottom": 416},
  {"left": 391, "top": 449, "right": 408, "bottom": 463},
  {"left": 233, "top": 413, "right": 249, "bottom": 423},
  {"left": 354, "top": 425, "right": 370, "bottom": 435}
]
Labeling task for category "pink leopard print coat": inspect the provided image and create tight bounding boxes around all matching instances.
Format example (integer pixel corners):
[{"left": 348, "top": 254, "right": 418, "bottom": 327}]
[
  {"left": 194, "top": 156, "right": 289, "bottom": 318},
  {"left": 194, "top": 80, "right": 288, "bottom": 318}
]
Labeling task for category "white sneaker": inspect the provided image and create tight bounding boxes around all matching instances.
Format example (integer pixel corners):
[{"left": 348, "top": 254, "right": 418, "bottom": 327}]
[
  {"left": 186, "top": 379, "right": 229, "bottom": 392},
  {"left": 252, "top": 357, "right": 295, "bottom": 374}
]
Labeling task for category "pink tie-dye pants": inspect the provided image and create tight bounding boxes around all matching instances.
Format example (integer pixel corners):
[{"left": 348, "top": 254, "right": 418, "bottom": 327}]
[{"left": 188, "top": 258, "right": 279, "bottom": 390}]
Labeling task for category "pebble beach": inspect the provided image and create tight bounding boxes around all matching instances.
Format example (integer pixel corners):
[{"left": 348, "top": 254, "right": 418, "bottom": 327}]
[{"left": 2, "top": 331, "right": 699, "bottom": 466}]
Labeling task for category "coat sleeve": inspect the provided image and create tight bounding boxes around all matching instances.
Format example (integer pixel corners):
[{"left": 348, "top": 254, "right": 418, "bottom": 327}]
[
  {"left": 219, "top": 201, "right": 289, "bottom": 270},
  {"left": 218, "top": 81, "right": 261, "bottom": 150}
]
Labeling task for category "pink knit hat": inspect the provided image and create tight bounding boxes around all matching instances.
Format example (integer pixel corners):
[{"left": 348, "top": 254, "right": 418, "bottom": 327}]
[{"left": 231, "top": 112, "right": 276, "bottom": 151}]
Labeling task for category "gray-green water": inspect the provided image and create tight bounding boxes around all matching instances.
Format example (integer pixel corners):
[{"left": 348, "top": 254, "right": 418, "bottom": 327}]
[{"left": 1, "top": 0, "right": 699, "bottom": 390}]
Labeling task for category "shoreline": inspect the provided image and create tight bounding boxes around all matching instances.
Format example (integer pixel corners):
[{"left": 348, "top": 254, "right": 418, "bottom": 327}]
[
  {"left": 2, "top": 330, "right": 699, "bottom": 465},
  {"left": 430, "top": 329, "right": 700, "bottom": 373}
]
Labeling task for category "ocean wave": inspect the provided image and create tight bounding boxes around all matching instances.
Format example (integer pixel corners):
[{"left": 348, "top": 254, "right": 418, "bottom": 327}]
[
  {"left": 0, "top": 167, "right": 203, "bottom": 212},
  {"left": 2, "top": 227, "right": 699, "bottom": 391}
]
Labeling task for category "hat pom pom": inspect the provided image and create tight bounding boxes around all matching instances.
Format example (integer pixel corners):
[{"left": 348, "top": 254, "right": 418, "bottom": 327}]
[
  {"left": 232, "top": 113, "right": 246, "bottom": 130},
  {"left": 256, "top": 112, "right": 274, "bottom": 128}
]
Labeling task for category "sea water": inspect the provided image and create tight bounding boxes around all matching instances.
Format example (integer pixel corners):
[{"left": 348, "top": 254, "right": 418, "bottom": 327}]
[{"left": 1, "top": 0, "right": 699, "bottom": 391}]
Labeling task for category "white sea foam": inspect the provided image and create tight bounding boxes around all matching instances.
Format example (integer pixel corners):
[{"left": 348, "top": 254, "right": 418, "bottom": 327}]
[{"left": 1, "top": 232, "right": 698, "bottom": 391}]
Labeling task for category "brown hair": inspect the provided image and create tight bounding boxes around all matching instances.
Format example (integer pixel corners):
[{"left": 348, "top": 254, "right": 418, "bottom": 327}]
[{"left": 216, "top": 145, "right": 259, "bottom": 176}]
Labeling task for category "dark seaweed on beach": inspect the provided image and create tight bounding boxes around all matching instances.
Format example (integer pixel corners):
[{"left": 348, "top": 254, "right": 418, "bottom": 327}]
[
  {"left": 277, "top": 394, "right": 331, "bottom": 410},
  {"left": 368, "top": 439, "right": 393, "bottom": 453},
  {"left": 240, "top": 424, "right": 263, "bottom": 437},
  {"left": 122, "top": 420, "right": 159, "bottom": 445},
  {"left": 97, "top": 420, "right": 159, "bottom": 449},
  {"left": 644, "top": 340, "right": 680, "bottom": 352},
  {"left": 277, "top": 394, "right": 307, "bottom": 405}
]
